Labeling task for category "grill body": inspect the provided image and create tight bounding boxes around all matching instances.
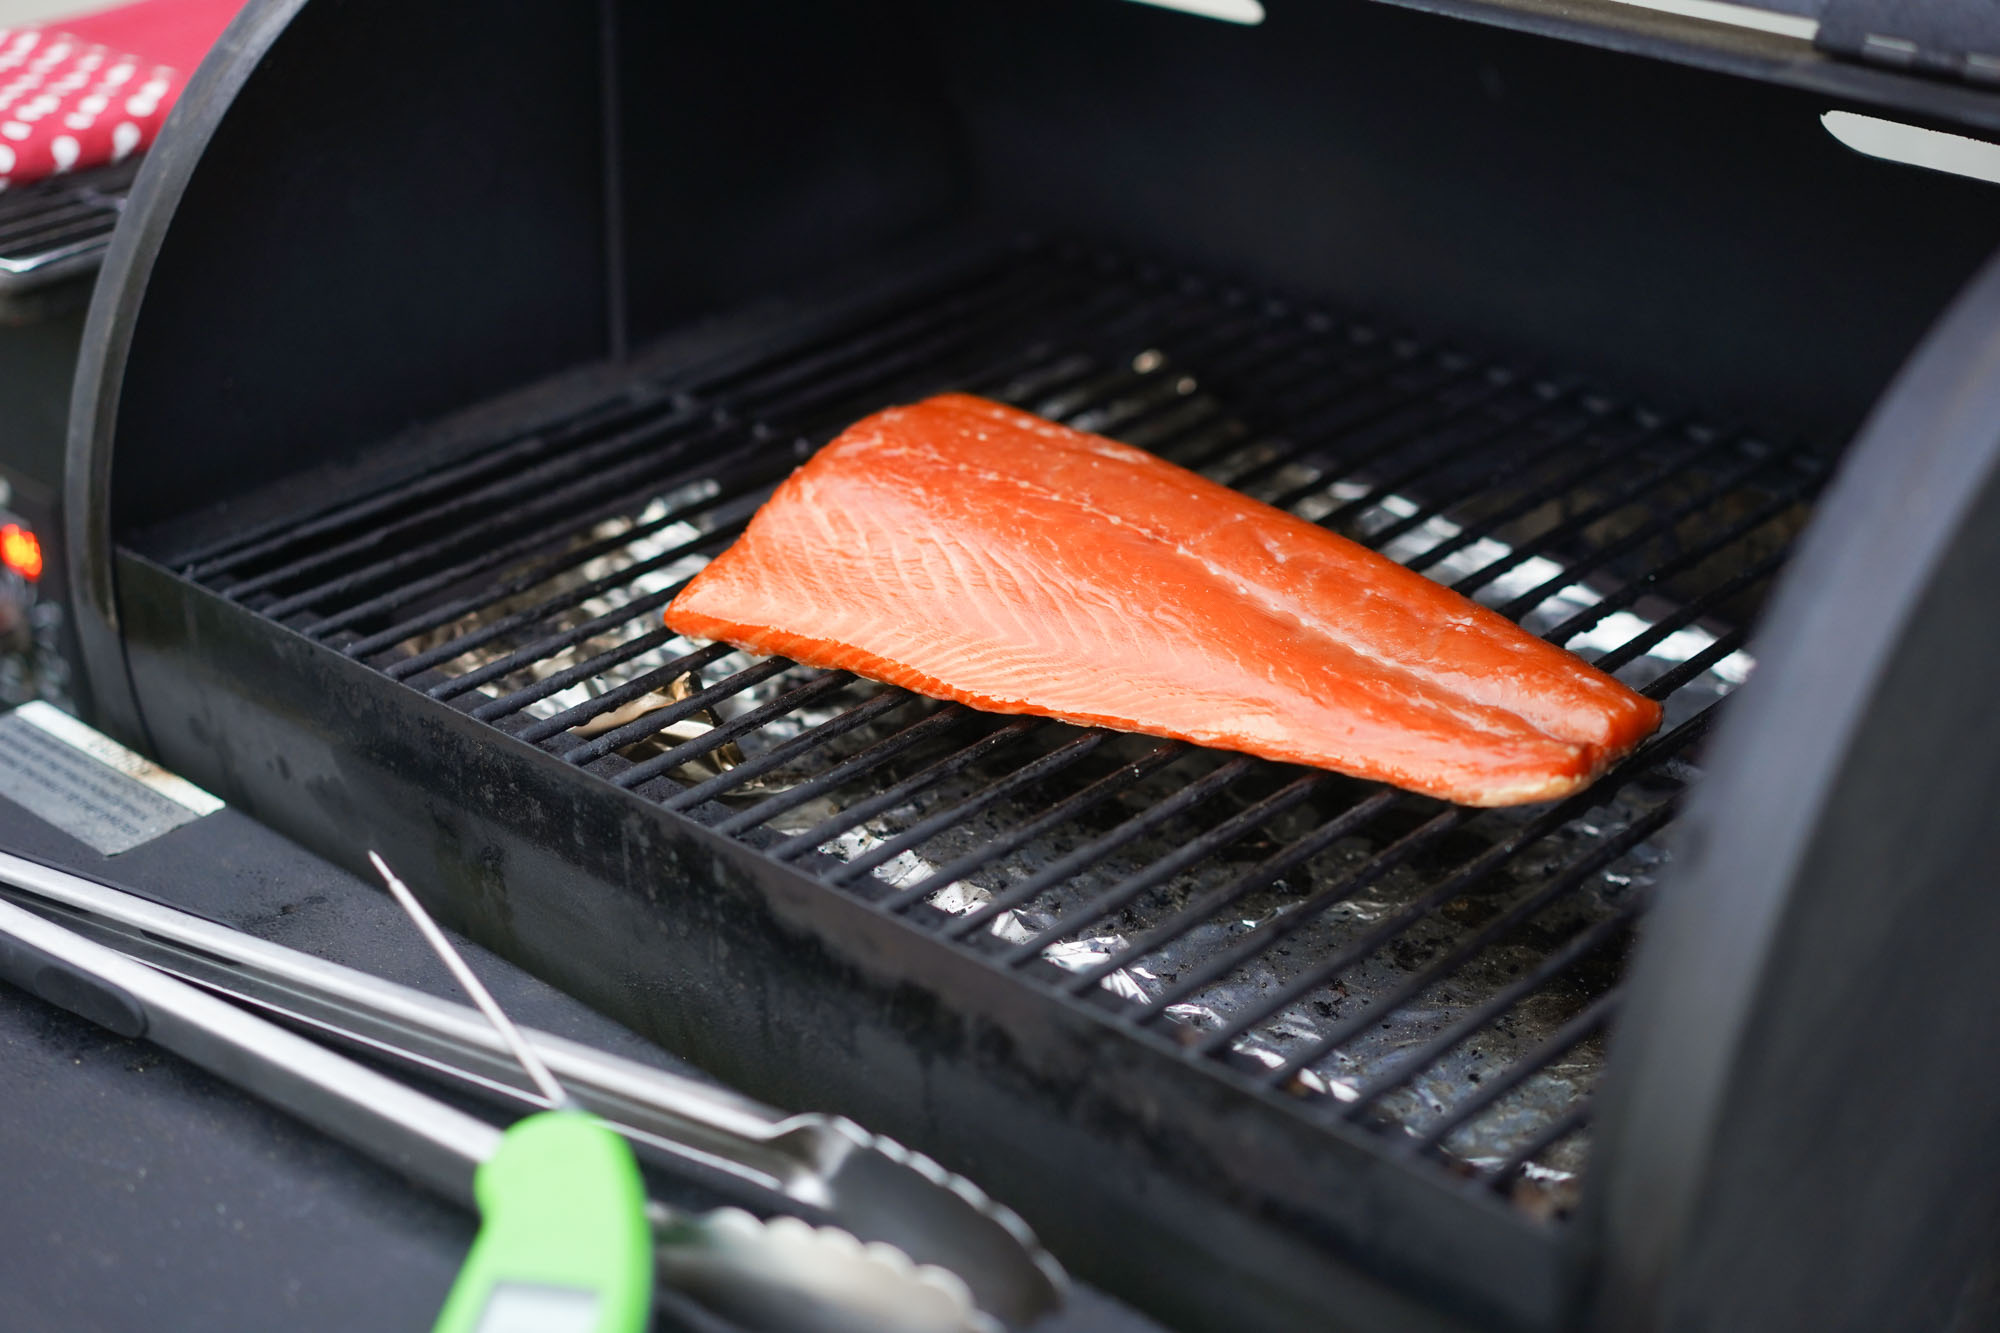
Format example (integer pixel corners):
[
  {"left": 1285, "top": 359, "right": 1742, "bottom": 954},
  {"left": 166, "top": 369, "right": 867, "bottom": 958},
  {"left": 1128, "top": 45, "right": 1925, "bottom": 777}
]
[{"left": 62, "top": 2, "right": 2000, "bottom": 1330}]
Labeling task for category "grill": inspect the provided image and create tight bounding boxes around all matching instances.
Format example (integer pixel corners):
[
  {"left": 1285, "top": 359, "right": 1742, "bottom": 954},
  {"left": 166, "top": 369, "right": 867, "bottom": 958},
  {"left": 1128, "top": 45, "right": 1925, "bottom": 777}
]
[
  {"left": 57, "top": 1, "right": 2000, "bottom": 1330},
  {"left": 0, "top": 160, "right": 134, "bottom": 294},
  {"left": 144, "top": 239, "right": 1817, "bottom": 1221}
]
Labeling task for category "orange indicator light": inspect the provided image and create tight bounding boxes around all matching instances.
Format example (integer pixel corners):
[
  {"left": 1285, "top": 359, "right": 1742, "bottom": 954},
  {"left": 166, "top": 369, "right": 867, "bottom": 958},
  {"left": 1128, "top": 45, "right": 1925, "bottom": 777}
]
[{"left": 1, "top": 522, "right": 42, "bottom": 581}]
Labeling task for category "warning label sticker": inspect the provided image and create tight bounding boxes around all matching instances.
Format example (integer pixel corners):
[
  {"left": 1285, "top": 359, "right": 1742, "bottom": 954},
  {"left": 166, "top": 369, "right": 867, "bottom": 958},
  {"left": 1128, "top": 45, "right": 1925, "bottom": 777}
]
[{"left": 0, "top": 701, "right": 223, "bottom": 856}]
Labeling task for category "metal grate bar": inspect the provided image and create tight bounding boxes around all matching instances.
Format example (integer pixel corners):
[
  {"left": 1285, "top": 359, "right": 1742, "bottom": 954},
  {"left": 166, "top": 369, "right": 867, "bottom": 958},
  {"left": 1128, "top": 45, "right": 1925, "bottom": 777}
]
[
  {"left": 405, "top": 521, "right": 738, "bottom": 695},
  {"left": 993, "top": 774, "right": 1352, "bottom": 964},
  {"left": 1128, "top": 317, "right": 1337, "bottom": 419},
  {"left": 710, "top": 705, "right": 975, "bottom": 838},
  {"left": 1033, "top": 305, "right": 1374, "bottom": 457},
  {"left": 1212, "top": 357, "right": 1493, "bottom": 497},
  {"left": 1249, "top": 793, "right": 1679, "bottom": 1075},
  {"left": 1354, "top": 402, "right": 1641, "bottom": 554},
  {"left": 504, "top": 640, "right": 732, "bottom": 741},
  {"left": 716, "top": 269, "right": 1126, "bottom": 431},
  {"left": 822, "top": 730, "right": 1112, "bottom": 886},
  {"left": 1489, "top": 1102, "right": 1595, "bottom": 1190},
  {"left": 1402, "top": 418, "right": 1715, "bottom": 577},
  {"left": 1366, "top": 412, "right": 1682, "bottom": 571},
  {"left": 0, "top": 211, "right": 115, "bottom": 253},
  {"left": 937, "top": 758, "right": 1258, "bottom": 940},
  {"left": 438, "top": 591, "right": 691, "bottom": 709},
  {"left": 1126, "top": 796, "right": 1453, "bottom": 1021},
  {"left": 1243, "top": 364, "right": 1518, "bottom": 505},
  {"left": 471, "top": 626, "right": 681, "bottom": 723},
  {"left": 374, "top": 281, "right": 1210, "bottom": 678},
  {"left": 181, "top": 399, "right": 653, "bottom": 579},
  {"left": 1454, "top": 465, "right": 1794, "bottom": 641},
  {"left": 611, "top": 671, "right": 857, "bottom": 791},
  {"left": 0, "top": 161, "right": 131, "bottom": 288},
  {"left": 1058, "top": 711, "right": 1689, "bottom": 1015},
  {"left": 675, "top": 253, "right": 1072, "bottom": 407},
  {"left": 547, "top": 653, "right": 791, "bottom": 759},
  {"left": 0, "top": 194, "right": 117, "bottom": 235},
  {"left": 1145, "top": 341, "right": 1439, "bottom": 482},
  {"left": 381, "top": 525, "right": 731, "bottom": 683},
  {"left": 1152, "top": 339, "right": 1426, "bottom": 476},
  {"left": 661, "top": 689, "right": 916, "bottom": 811},
  {"left": 872, "top": 740, "right": 1193, "bottom": 912},
  {"left": 1535, "top": 493, "right": 1802, "bottom": 647},
  {"left": 1311, "top": 382, "right": 1582, "bottom": 530},
  {"left": 1338, "top": 892, "right": 1648, "bottom": 1116},
  {"left": 1487, "top": 455, "right": 1808, "bottom": 618},
  {"left": 1433, "top": 433, "right": 1752, "bottom": 593},
  {"left": 336, "top": 469, "right": 707, "bottom": 659},
  {"left": 411, "top": 548, "right": 712, "bottom": 694},
  {"left": 1006, "top": 785, "right": 1394, "bottom": 977},
  {"left": 1410, "top": 991, "right": 1619, "bottom": 1157},
  {"left": 769, "top": 719, "right": 1049, "bottom": 862},
  {"left": 306, "top": 464, "right": 740, "bottom": 641},
  {"left": 227, "top": 257, "right": 1088, "bottom": 605},
  {"left": 1628, "top": 627, "right": 1746, "bottom": 700},
  {"left": 1589, "top": 548, "right": 1787, "bottom": 674},
  {"left": 224, "top": 404, "right": 710, "bottom": 605}
]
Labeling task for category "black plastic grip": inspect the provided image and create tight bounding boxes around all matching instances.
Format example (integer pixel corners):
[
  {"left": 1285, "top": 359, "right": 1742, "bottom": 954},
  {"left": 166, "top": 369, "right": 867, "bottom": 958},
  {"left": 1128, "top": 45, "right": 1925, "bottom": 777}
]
[{"left": 0, "top": 929, "right": 148, "bottom": 1039}]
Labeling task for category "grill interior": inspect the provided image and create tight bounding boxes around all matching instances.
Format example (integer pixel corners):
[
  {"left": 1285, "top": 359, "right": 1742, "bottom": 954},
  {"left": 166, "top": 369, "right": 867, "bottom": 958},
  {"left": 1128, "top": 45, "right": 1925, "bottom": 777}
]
[
  {"left": 143, "top": 239, "right": 1822, "bottom": 1220},
  {"left": 0, "top": 158, "right": 133, "bottom": 289}
]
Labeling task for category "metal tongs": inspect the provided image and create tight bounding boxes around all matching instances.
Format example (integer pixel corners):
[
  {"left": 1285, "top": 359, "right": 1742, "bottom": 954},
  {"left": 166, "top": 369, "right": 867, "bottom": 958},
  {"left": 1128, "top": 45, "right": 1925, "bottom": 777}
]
[{"left": 0, "top": 848, "right": 1065, "bottom": 1332}]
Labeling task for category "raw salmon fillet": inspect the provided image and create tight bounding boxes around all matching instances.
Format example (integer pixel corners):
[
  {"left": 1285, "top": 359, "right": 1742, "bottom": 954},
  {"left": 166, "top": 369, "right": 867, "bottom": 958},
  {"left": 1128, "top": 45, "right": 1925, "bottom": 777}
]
[{"left": 665, "top": 393, "right": 1662, "bottom": 806}]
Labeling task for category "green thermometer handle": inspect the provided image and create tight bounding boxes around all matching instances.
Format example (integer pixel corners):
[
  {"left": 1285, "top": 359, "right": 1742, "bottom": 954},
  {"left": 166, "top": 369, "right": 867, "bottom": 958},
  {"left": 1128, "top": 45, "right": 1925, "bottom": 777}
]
[{"left": 433, "top": 1111, "right": 653, "bottom": 1333}]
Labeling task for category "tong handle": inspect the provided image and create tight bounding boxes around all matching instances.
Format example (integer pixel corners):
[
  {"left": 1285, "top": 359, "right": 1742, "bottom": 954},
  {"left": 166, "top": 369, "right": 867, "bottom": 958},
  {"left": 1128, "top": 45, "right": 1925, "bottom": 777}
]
[
  {"left": 0, "top": 921, "right": 147, "bottom": 1038},
  {"left": 0, "top": 894, "right": 502, "bottom": 1205}
]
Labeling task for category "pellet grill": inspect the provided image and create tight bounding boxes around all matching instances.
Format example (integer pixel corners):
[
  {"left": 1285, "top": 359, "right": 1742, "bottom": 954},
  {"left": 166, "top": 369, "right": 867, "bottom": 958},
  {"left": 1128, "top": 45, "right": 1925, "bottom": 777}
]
[{"left": 57, "top": 1, "right": 2000, "bottom": 1330}]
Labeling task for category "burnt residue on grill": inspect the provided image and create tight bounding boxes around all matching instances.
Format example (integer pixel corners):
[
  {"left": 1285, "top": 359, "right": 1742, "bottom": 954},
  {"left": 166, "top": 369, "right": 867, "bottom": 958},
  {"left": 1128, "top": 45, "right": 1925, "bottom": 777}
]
[{"left": 176, "top": 242, "right": 1822, "bottom": 1221}]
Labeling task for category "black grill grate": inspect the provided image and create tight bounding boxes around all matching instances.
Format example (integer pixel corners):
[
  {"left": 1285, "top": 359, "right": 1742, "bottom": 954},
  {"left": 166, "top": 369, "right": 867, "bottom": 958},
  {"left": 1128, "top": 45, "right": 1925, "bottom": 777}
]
[
  {"left": 170, "top": 241, "right": 1822, "bottom": 1218},
  {"left": 0, "top": 159, "right": 135, "bottom": 291}
]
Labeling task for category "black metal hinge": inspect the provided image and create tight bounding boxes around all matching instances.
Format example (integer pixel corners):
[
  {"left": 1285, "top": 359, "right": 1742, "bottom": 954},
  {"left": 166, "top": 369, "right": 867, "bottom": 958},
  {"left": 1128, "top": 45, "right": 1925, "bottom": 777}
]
[{"left": 1817, "top": 0, "right": 2000, "bottom": 85}]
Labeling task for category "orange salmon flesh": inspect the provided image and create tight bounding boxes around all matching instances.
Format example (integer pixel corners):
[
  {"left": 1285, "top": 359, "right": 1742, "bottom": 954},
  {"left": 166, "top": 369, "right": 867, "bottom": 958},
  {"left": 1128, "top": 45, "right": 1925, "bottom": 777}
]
[{"left": 665, "top": 393, "right": 1662, "bottom": 806}]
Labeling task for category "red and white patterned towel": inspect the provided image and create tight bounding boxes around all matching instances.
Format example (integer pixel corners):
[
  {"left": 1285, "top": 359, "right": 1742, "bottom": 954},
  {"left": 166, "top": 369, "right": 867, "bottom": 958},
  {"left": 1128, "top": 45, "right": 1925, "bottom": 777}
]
[{"left": 0, "top": 0, "right": 245, "bottom": 189}]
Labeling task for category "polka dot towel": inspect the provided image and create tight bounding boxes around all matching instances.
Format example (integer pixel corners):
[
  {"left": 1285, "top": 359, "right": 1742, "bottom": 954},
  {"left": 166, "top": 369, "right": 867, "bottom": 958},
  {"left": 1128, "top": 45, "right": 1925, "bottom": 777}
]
[{"left": 0, "top": 0, "right": 245, "bottom": 189}]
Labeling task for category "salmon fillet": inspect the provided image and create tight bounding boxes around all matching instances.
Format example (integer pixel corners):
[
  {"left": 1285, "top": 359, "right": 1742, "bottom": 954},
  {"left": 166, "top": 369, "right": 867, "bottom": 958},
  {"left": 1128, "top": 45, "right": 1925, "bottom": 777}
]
[{"left": 665, "top": 393, "right": 1662, "bottom": 806}]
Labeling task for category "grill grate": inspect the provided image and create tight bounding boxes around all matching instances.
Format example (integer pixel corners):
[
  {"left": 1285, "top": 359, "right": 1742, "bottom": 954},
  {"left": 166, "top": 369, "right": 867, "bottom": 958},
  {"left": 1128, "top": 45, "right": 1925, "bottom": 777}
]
[
  {"left": 0, "top": 159, "right": 135, "bottom": 292},
  {"left": 170, "top": 241, "right": 1822, "bottom": 1219}
]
